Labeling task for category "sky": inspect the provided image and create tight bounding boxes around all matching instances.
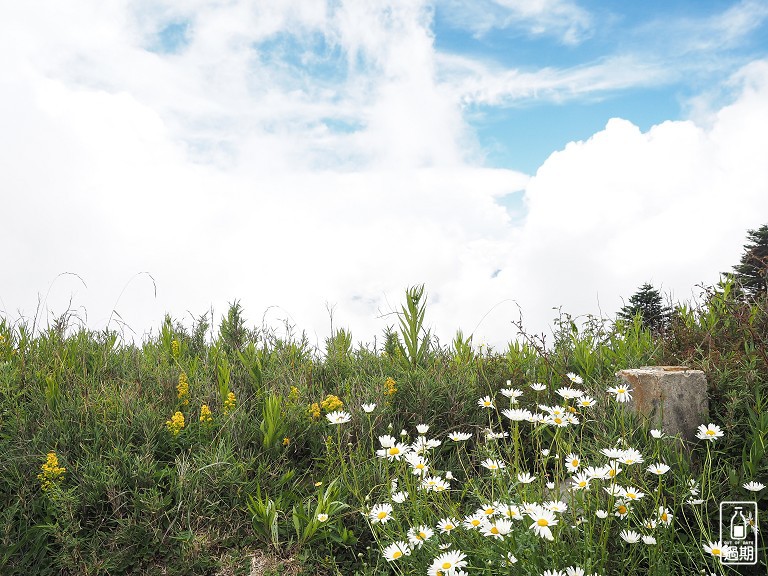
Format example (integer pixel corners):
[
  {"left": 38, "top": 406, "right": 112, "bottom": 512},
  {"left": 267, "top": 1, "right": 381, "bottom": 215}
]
[{"left": 2, "top": 0, "right": 768, "bottom": 351}]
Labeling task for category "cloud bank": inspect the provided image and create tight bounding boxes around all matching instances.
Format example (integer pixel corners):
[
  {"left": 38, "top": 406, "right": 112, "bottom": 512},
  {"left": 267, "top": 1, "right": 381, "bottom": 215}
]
[{"left": 1, "top": 2, "right": 767, "bottom": 351}]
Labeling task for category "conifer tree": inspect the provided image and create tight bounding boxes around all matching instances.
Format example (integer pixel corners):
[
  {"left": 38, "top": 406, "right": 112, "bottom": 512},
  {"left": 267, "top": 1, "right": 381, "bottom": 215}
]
[
  {"left": 617, "top": 283, "right": 671, "bottom": 334},
  {"left": 731, "top": 224, "right": 768, "bottom": 299}
]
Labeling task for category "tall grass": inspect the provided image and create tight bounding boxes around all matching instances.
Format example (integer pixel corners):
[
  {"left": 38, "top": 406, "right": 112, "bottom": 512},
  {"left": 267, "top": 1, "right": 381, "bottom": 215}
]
[{"left": 0, "top": 286, "right": 765, "bottom": 575}]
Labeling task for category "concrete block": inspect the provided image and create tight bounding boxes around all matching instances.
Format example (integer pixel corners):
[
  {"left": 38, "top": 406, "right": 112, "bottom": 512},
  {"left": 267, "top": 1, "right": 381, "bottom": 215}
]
[{"left": 615, "top": 366, "right": 708, "bottom": 441}]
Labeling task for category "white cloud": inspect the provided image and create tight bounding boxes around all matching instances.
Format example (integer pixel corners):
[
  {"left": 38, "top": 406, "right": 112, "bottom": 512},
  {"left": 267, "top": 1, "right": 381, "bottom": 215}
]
[
  {"left": 1, "top": 2, "right": 768, "bottom": 353},
  {"left": 437, "top": 0, "right": 593, "bottom": 45}
]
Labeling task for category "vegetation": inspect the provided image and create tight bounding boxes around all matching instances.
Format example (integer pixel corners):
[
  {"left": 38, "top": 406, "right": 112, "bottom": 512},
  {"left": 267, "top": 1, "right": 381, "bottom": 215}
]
[
  {"left": 729, "top": 224, "right": 768, "bottom": 299},
  {"left": 618, "top": 283, "right": 672, "bottom": 335},
  {"left": 1, "top": 251, "right": 767, "bottom": 574}
]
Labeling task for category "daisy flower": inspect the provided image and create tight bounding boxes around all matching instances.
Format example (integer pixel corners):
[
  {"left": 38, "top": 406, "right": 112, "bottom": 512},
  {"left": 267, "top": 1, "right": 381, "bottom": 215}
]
[
  {"left": 621, "top": 486, "right": 645, "bottom": 501},
  {"left": 376, "top": 438, "right": 410, "bottom": 460},
  {"left": 325, "top": 410, "right": 352, "bottom": 424},
  {"left": 607, "top": 384, "right": 632, "bottom": 402},
  {"left": 478, "top": 395, "right": 495, "bottom": 408},
  {"left": 421, "top": 476, "right": 450, "bottom": 492},
  {"left": 369, "top": 503, "right": 393, "bottom": 524},
  {"left": 317, "top": 513, "right": 329, "bottom": 522},
  {"left": 528, "top": 508, "right": 558, "bottom": 541},
  {"left": 411, "top": 436, "right": 441, "bottom": 453},
  {"left": 601, "top": 447, "right": 624, "bottom": 459},
  {"left": 544, "top": 500, "right": 568, "bottom": 513},
  {"left": 657, "top": 507, "right": 673, "bottom": 527},
  {"left": 485, "top": 429, "right": 509, "bottom": 440},
  {"left": 391, "top": 491, "right": 408, "bottom": 503},
  {"left": 463, "top": 513, "right": 485, "bottom": 530},
  {"left": 696, "top": 423, "right": 724, "bottom": 441},
  {"left": 416, "top": 423, "right": 429, "bottom": 434},
  {"left": 500, "top": 503, "right": 523, "bottom": 520},
  {"left": 596, "top": 509, "right": 609, "bottom": 519},
  {"left": 448, "top": 431, "right": 472, "bottom": 441},
  {"left": 642, "top": 535, "right": 657, "bottom": 545},
  {"left": 361, "top": 403, "right": 376, "bottom": 413},
  {"left": 437, "top": 517, "right": 459, "bottom": 533},
  {"left": 502, "top": 407, "right": 532, "bottom": 421},
  {"left": 405, "top": 453, "right": 429, "bottom": 475},
  {"left": 566, "top": 567, "right": 585, "bottom": 576},
  {"left": 566, "top": 372, "right": 584, "bottom": 384},
  {"left": 618, "top": 448, "right": 644, "bottom": 465},
  {"left": 571, "top": 471, "right": 591, "bottom": 491},
  {"left": 650, "top": 428, "right": 664, "bottom": 439},
  {"left": 407, "top": 525, "right": 434, "bottom": 548},
  {"left": 577, "top": 396, "right": 596, "bottom": 408},
  {"left": 382, "top": 541, "right": 410, "bottom": 562},
  {"left": 517, "top": 472, "right": 536, "bottom": 484},
  {"left": 530, "top": 382, "right": 547, "bottom": 392},
  {"left": 482, "top": 518, "right": 513, "bottom": 539},
  {"left": 542, "top": 570, "right": 565, "bottom": 576},
  {"left": 500, "top": 387, "right": 524, "bottom": 401},
  {"left": 565, "top": 453, "right": 581, "bottom": 472},
  {"left": 647, "top": 462, "right": 670, "bottom": 475},
  {"left": 428, "top": 550, "right": 467, "bottom": 576},
  {"left": 703, "top": 541, "right": 731, "bottom": 560},
  {"left": 481, "top": 458, "right": 506, "bottom": 472},
  {"left": 478, "top": 502, "right": 499, "bottom": 517},
  {"left": 620, "top": 529, "right": 641, "bottom": 543},
  {"left": 743, "top": 481, "right": 765, "bottom": 492},
  {"left": 614, "top": 502, "right": 631, "bottom": 519}
]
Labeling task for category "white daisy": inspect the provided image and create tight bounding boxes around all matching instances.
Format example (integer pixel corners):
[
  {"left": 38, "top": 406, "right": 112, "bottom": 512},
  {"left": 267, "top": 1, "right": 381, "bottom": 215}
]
[
  {"left": 607, "top": 384, "right": 632, "bottom": 402},
  {"left": 407, "top": 525, "right": 434, "bottom": 548},
  {"left": 480, "top": 458, "right": 506, "bottom": 471},
  {"left": 620, "top": 529, "right": 641, "bottom": 543},
  {"left": 416, "top": 423, "right": 429, "bottom": 434},
  {"left": 500, "top": 387, "right": 524, "bottom": 401},
  {"left": 566, "top": 372, "right": 584, "bottom": 384},
  {"left": 502, "top": 407, "right": 533, "bottom": 421},
  {"left": 382, "top": 540, "right": 410, "bottom": 561},
  {"left": 650, "top": 428, "right": 664, "bottom": 439},
  {"left": 325, "top": 410, "right": 352, "bottom": 424},
  {"left": 642, "top": 535, "right": 657, "bottom": 545},
  {"left": 577, "top": 396, "right": 596, "bottom": 407},
  {"left": 596, "top": 509, "right": 609, "bottom": 519},
  {"left": 317, "top": 513, "right": 329, "bottom": 522},
  {"left": 530, "top": 382, "right": 547, "bottom": 392},
  {"left": 478, "top": 395, "right": 495, "bottom": 408},
  {"left": 696, "top": 423, "right": 724, "bottom": 442},
  {"left": 428, "top": 550, "right": 467, "bottom": 576},
  {"left": 517, "top": 472, "right": 536, "bottom": 484},
  {"left": 436, "top": 517, "right": 459, "bottom": 533},
  {"left": 703, "top": 540, "right": 732, "bottom": 559},
  {"left": 361, "top": 403, "right": 376, "bottom": 413},
  {"left": 557, "top": 387, "right": 584, "bottom": 400},
  {"left": 448, "top": 431, "right": 472, "bottom": 441},
  {"left": 391, "top": 491, "right": 408, "bottom": 503},
  {"left": 528, "top": 508, "right": 558, "bottom": 541},
  {"left": 565, "top": 453, "right": 581, "bottom": 472},
  {"left": 369, "top": 503, "right": 393, "bottom": 524},
  {"left": 571, "top": 471, "right": 591, "bottom": 491},
  {"left": 647, "top": 462, "right": 670, "bottom": 475},
  {"left": 743, "top": 481, "right": 765, "bottom": 492},
  {"left": 482, "top": 518, "right": 513, "bottom": 539}
]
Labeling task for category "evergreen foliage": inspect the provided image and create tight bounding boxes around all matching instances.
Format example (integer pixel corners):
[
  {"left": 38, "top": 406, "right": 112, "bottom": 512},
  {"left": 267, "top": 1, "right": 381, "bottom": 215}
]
[
  {"left": 730, "top": 223, "right": 768, "bottom": 299},
  {"left": 617, "top": 282, "right": 672, "bottom": 334}
]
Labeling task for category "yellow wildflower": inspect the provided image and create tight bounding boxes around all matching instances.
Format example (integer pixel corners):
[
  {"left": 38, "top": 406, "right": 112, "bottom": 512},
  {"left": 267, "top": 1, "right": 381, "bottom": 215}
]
[
  {"left": 320, "top": 394, "right": 343, "bottom": 412},
  {"left": 199, "top": 404, "right": 213, "bottom": 423},
  {"left": 38, "top": 451, "right": 66, "bottom": 492},
  {"left": 288, "top": 386, "right": 300, "bottom": 402},
  {"left": 166, "top": 411, "right": 185, "bottom": 436},
  {"left": 223, "top": 392, "right": 236, "bottom": 415},
  {"left": 171, "top": 339, "right": 180, "bottom": 358},
  {"left": 384, "top": 377, "right": 397, "bottom": 396},
  {"left": 308, "top": 402, "right": 321, "bottom": 420},
  {"left": 283, "top": 437, "right": 291, "bottom": 446},
  {"left": 177, "top": 372, "right": 189, "bottom": 405}
]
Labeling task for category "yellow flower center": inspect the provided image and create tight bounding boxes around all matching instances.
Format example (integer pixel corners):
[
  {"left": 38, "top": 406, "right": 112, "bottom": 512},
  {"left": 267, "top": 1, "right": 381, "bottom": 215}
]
[
  {"left": 392, "top": 550, "right": 402, "bottom": 559},
  {"left": 617, "top": 505, "right": 627, "bottom": 515},
  {"left": 442, "top": 562, "right": 452, "bottom": 569},
  {"left": 537, "top": 518, "right": 549, "bottom": 526},
  {"left": 554, "top": 417, "right": 563, "bottom": 424},
  {"left": 572, "top": 459, "right": 579, "bottom": 467},
  {"left": 618, "top": 388, "right": 626, "bottom": 394},
  {"left": 471, "top": 519, "right": 481, "bottom": 526},
  {"left": 661, "top": 513, "right": 668, "bottom": 522},
  {"left": 712, "top": 548, "right": 721, "bottom": 556},
  {"left": 377, "top": 511, "right": 387, "bottom": 519},
  {"left": 388, "top": 447, "right": 400, "bottom": 455},
  {"left": 485, "top": 508, "right": 494, "bottom": 515},
  {"left": 579, "top": 481, "right": 587, "bottom": 487},
  {"left": 491, "top": 526, "right": 500, "bottom": 534},
  {"left": 609, "top": 469, "right": 616, "bottom": 477},
  {"left": 418, "top": 531, "right": 426, "bottom": 539},
  {"left": 445, "top": 524, "right": 453, "bottom": 530},
  {"left": 706, "top": 429, "right": 716, "bottom": 436}
]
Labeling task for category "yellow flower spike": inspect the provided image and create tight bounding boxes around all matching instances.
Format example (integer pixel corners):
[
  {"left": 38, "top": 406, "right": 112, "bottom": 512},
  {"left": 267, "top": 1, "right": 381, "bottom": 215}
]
[
  {"left": 308, "top": 402, "right": 321, "bottom": 420},
  {"left": 223, "top": 392, "right": 236, "bottom": 415},
  {"left": 199, "top": 404, "right": 213, "bottom": 424},
  {"left": 171, "top": 339, "right": 180, "bottom": 358},
  {"left": 384, "top": 377, "right": 397, "bottom": 396},
  {"left": 320, "top": 394, "right": 343, "bottom": 412},
  {"left": 176, "top": 372, "right": 189, "bottom": 405},
  {"left": 37, "top": 451, "right": 66, "bottom": 492},
  {"left": 165, "top": 411, "right": 185, "bottom": 436}
]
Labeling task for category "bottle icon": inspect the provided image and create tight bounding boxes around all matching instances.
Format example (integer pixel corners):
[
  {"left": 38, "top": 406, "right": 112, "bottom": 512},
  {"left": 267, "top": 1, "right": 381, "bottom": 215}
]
[{"left": 730, "top": 506, "right": 748, "bottom": 540}]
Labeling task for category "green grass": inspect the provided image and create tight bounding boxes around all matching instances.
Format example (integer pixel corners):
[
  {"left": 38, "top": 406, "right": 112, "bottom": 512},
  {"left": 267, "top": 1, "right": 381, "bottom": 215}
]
[{"left": 0, "top": 286, "right": 766, "bottom": 575}]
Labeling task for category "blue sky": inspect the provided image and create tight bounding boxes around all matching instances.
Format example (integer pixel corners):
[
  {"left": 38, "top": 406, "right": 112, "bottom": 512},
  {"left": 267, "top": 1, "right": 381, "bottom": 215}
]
[{"left": 2, "top": 0, "right": 768, "bottom": 347}]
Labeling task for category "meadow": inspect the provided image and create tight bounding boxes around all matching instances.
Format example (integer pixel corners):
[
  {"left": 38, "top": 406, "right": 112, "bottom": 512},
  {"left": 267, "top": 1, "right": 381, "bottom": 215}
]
[{"left": 0, "top": 283, "right": 766, "bottom": 575}]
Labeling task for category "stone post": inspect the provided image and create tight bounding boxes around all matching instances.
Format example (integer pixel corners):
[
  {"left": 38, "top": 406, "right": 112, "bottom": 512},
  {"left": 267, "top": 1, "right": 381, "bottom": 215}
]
[{"left": 614, "top": 366, "right": 708, "bottom": 441}]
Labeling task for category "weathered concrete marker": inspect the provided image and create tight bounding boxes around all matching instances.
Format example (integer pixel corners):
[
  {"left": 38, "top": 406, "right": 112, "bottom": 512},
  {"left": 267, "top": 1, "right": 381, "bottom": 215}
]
[{"left": 615, "top": 366, "right": 708, "bottom": 441}]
